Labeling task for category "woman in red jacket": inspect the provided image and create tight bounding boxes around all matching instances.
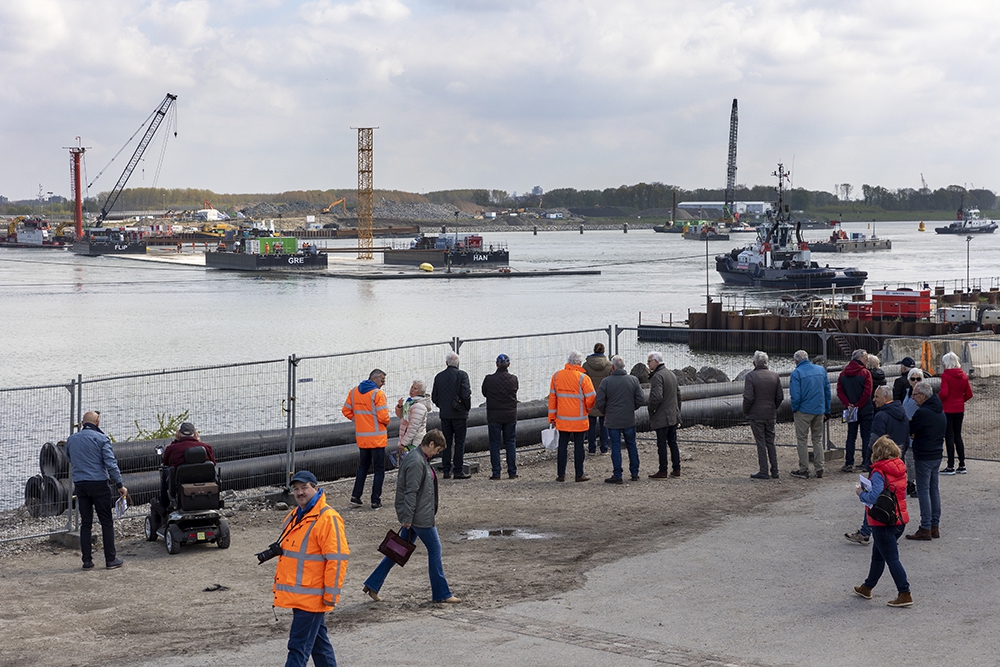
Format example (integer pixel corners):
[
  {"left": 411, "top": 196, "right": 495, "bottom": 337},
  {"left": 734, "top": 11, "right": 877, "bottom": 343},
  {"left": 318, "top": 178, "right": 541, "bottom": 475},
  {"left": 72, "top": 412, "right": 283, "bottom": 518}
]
[
  {"left": 853, "top": 436, "right": 911, "bottom": 607},
  {"left": 939, "top": 352, "right": 973, "bottom": 475}
]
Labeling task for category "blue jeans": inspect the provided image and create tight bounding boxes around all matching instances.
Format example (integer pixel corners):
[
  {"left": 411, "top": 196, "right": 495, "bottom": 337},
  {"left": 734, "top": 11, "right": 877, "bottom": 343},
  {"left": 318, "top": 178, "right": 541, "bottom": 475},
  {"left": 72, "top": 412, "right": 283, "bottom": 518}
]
[
  {"left": 864, "top": 524, "right": 909, "bottom": 594},
  {"left": 845, "top": 412, "right": 873, "bottom": 468},
  {"left": 75, "top": 480, "right": 116, "bottom": 565},
  {"left": 285, "top": 608, "right": 336, "bottom": 667},
  {"left": 914, "top": 457, "right": 942, "bottom": 529},
  {"left": 364, "top": 525, "right": 452, "bottom": 602},
  {"left": 351, "top": 447, "right": 385, "bottom": 504},
  {"left": 608, "top": 426, "right": 639, "bottom": 479},
  {"left": 488, "top": 422, "right": 517, "bottom": 477},
  {"left": 557, "top": 430, "right": 586, "bottom": 478},
  {"left": 587, "top": 416, "right": 609, "bottom": 453}
]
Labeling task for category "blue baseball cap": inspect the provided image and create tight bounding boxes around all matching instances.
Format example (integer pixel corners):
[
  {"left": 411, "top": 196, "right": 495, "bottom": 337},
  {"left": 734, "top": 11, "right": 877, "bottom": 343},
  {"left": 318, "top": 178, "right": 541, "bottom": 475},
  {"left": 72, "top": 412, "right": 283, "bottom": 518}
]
[
  {"left": 900, "top": 357, "right": 916, "bottom": 368},
  {"left": 290, "top": 470, "right": 318, "bottom": 485},
  {"left": 496, "top": 354, "right": 510, "bottom": 366}
]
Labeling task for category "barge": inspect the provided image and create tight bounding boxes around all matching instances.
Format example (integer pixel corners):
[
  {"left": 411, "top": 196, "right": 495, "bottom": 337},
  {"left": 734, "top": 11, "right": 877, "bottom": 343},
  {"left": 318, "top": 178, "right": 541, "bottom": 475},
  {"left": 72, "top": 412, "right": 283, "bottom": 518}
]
[
  {"left": 205, "top": 237, "right": 328, "bottom": 271},
  {"left": 808, "top": 222, "right": 891, "bottom": 253},
  {"left": 383, "top": 234, "right": 508, "bottom": 268},
  {"left": 73, "top": 229, "right": 148, "bottom": 256}
]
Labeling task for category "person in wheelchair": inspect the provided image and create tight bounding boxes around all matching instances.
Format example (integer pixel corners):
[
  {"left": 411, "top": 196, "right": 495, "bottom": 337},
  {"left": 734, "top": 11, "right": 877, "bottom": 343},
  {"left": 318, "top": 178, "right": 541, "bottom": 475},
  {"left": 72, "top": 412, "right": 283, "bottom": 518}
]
[{"left": 155, "top": 422, "right": 216, "bottom": 516}]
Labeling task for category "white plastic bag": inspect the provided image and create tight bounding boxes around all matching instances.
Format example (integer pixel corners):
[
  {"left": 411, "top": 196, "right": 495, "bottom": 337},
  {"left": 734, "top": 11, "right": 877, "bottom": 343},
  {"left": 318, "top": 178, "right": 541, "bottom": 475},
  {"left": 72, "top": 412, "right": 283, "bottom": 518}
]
[{"left": 541, "top": 424, "right": 558, "bottom": 451}]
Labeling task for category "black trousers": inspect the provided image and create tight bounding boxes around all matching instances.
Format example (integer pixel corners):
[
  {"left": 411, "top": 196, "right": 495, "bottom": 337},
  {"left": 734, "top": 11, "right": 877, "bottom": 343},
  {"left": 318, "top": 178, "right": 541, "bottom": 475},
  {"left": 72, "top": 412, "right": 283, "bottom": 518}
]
[
  {"left": 440, "top": 418, "right": 468, "bottom": 475},
  {"left": 76, "top": 480, "right": 116, "bottom": 565}
]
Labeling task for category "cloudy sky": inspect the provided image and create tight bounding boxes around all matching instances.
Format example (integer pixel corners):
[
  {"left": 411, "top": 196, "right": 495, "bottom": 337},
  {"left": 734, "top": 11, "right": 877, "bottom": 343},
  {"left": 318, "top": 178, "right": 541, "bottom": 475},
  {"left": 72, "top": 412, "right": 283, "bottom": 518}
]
[{"left": 2, "top": 0, "right": 998, "bottom": 201}]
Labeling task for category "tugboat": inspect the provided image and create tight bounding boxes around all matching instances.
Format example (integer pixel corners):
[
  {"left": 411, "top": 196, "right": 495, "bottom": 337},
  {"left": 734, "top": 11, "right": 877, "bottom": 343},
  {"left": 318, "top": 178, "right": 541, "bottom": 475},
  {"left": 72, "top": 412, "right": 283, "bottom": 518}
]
[
  {"left": 715, "top": 164, "right": 868, "bottom": 289},
  {"left": 935, "top": 199, "right": 997, "bottom": 234},
  {"left": 653, "top": 222, "right": 685, "bottom": 233},
  {"left": 383, "top": 233, "right": 508, "bottom": 268}
]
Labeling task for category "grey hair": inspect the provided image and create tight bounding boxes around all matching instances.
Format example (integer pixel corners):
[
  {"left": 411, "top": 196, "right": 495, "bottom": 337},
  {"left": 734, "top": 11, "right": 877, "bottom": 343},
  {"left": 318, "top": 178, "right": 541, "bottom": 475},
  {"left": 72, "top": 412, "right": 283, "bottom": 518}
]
[
  {"left": 369, "top": 368, "right": 386, "bottom": 381},
  {"left": 445, "top": 351, "right": 460, "bottom": 368},
  {"left": 411, "top": 379, "right": 426, "bottom": 394},
  {"left": 942, "top": 351, "right": 961, "bottom": 369},
  {"left": 907, "top": 368, "right": 924, "bottom": 381},
  {"left": 913, "top": 381, "right": 934, "bottom": 398},
  {"left": 851, "top": 349, "right": 867, "bottom": 361},
  {"left": 567, "top": 350, "right": 585, "bottom": 366},
  {"left": 793, "top": 350, "right": 809, "bottom": 363},
  {"left": 866, "top": 354, "right": 880, "bottom": 369},
  {"left": 648, "top": 351, "right": 663, "bottom": 364},
  {"left": 610, "top": 355, "right": 626, "bottom": 371},
  {"left": 753, "top": 350, "right": 769, "bottom": 368},
  {"left": 874, "top": 385, "right": 892, "bottom": 401}
]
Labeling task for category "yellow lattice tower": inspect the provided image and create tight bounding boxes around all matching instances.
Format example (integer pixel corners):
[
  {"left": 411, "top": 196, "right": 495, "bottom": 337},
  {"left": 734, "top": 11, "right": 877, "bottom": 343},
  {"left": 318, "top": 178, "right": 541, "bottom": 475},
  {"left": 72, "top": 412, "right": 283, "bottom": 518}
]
[{"left": 355, "top": 127, "right": 376, "bottom": 259}]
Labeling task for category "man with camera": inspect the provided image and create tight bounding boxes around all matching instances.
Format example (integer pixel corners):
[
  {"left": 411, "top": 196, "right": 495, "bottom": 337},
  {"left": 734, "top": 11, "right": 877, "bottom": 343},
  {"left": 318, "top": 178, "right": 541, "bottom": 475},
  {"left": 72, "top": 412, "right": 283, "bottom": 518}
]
[{"left": 269, "top": 470, "right": 349, "bottom": 667}]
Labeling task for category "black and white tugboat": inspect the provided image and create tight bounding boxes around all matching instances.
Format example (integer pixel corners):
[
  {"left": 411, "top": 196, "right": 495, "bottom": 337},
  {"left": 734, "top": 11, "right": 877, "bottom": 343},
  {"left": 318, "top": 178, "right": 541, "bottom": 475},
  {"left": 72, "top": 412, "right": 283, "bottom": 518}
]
[
  {"left": 715, "top": 164, "right": 868, "bottom": 289},
  {"left": 935, "top": 198, "right": 997, "bottom": 234}
]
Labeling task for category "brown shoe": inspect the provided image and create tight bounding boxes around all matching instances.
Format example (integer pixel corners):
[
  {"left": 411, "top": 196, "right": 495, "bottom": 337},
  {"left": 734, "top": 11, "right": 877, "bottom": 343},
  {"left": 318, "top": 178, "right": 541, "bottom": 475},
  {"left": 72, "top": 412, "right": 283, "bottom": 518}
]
[
  {"left": 575, "top": 475, "right": 590, "bottom": 482},
  {"left": 887, "top": 591, "right": 913, "bottom": 607},
  {"left": 930, "top": 526, "right": 940, "bottom": 539},
  {"left": 853, "top": 585, "right": 872, "bottom": 600},
  {"left": 906, "top": 528, "right": 932, "bottom": 541},
  {"left": 670, "top": 469, "right": 680, "bottom": 477},
  {"left": 437, "top": 596, "right": 462, "bottom": 604},
  {"left": 555, "top": 476, "right": 565, "bottom": 482},
  {"left": 648, "top": 471, "right": 670, "bottom": 479},
  {"left": 362, "top": 585, "right": 381, "bottom": 602}
]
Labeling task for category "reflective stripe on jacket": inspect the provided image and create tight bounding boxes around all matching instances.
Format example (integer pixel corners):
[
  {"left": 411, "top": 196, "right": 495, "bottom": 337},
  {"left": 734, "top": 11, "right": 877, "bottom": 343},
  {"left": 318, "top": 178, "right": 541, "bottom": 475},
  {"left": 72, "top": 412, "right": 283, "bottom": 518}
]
[
  {"left": 273, "top": 494, "right": 350, "bottom": 612},
  {"left": 342, "top": 385, "right": 390, "bottom": 448},
  {"left": 548, "top": 364, "right": 596, "bottom": 432}
]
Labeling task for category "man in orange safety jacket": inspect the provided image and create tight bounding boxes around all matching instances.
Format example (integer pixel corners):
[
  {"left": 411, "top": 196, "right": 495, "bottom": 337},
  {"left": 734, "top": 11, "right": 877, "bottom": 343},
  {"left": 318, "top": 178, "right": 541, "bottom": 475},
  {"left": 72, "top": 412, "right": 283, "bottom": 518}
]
[
  {"left": 273, "top": 469, "right": 349, "bottom": 667},
  {"left": 343, "top": 368, "right": 390, "bottom": 509},
  {"left": 548, "top": 350, "right": 597, "bottom": 482}
]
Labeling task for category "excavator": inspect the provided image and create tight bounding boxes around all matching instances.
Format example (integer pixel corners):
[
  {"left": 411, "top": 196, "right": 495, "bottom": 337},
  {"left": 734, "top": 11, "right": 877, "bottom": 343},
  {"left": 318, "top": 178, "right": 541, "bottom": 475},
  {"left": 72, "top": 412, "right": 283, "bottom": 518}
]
[{"left": 322, "top": 198, "right": 347, "bottom": 214}]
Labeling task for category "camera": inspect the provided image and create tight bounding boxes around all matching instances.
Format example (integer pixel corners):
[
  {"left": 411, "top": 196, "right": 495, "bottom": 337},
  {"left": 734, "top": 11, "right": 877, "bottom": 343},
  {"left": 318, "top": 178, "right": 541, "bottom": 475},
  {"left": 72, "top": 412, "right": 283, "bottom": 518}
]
[{"left": 255, "top": 542, "right": 283, "bottom": 564}]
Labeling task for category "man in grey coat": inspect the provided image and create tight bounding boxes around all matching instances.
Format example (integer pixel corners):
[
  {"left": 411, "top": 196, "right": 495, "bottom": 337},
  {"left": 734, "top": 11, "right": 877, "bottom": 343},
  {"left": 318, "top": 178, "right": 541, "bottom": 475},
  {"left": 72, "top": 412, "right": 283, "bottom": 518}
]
[
  {"left": 647, "top": 351, "right": 682, "bottom": 478},
  {"left": 595, "top": 355, "right": 646, "bottom": 483},
  {"left": 743, "top": 350, "right": 785, "bottom": 480}
]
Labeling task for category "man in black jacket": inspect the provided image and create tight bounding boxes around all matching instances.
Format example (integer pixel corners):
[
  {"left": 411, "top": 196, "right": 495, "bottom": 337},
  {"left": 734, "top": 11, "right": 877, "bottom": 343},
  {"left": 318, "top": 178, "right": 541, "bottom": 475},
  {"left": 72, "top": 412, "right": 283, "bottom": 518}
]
[
  {"left": 482, "top": 354, "right": 519, "bottom": 480},
  {"left": 432, "top": 351, "right": 472, "bottom": 479},
  {"left": 891, "top": 357, "right": 916, "bottom": 402}
]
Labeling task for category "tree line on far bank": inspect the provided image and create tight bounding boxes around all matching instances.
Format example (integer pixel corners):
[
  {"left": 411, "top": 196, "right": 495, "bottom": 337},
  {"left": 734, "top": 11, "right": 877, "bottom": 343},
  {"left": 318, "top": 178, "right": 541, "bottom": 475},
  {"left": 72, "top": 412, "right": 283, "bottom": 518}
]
[{"left": 2, "top": 182, "right": 995, "bottom": 219}]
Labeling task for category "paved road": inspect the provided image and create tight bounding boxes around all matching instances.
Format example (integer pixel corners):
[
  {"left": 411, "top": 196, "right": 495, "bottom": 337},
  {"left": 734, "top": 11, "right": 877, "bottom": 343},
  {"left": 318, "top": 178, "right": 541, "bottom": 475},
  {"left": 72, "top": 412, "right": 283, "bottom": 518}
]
[{"left": 135, "top": 462, "right": 999, "bottom": 667}]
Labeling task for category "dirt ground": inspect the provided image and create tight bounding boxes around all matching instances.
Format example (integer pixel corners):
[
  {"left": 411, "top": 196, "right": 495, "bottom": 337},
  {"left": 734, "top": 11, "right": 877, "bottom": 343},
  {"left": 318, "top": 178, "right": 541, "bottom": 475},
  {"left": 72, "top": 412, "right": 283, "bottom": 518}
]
[{"left": 0, "top": 430, "right": 826, "bottom": 667}]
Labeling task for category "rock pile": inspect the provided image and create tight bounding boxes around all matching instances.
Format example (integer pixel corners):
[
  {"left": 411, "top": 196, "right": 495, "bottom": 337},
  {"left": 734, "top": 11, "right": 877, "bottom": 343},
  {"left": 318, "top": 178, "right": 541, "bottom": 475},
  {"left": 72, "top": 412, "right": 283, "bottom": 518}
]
[
  {"left": 374, "top": 199, "right": 475, "bottom": 221},
  {"left": 672, "top": 366, "right": 731, "bottom": 385}
]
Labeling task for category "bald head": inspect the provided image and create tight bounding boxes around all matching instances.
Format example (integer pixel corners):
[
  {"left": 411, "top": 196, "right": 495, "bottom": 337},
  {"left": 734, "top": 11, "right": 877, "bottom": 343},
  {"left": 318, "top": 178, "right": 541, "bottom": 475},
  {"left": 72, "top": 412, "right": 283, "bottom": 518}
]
[{"left": 82, "top": 411, "right": 100, "bottom": 426}]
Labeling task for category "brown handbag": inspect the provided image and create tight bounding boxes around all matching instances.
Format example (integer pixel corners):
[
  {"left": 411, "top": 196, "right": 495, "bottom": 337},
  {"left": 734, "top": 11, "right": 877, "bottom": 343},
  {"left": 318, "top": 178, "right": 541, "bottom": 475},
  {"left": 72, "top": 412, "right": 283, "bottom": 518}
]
[{"left": 378, "top": 529, "right": 416, "bottom": 567}]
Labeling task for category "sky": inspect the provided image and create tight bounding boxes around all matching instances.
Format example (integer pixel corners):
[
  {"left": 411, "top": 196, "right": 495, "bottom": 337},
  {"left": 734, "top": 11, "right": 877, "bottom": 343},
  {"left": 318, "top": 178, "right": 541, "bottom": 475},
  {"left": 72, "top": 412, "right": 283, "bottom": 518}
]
[{"left": 2, "top": 0, "right": 1000, "bottom": 202}]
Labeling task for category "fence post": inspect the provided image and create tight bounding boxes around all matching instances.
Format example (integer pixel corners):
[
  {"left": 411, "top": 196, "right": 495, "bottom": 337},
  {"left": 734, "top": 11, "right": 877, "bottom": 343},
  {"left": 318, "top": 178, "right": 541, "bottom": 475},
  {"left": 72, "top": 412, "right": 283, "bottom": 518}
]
[
  {"left": 609, "top": 325, "right": 616, "bottom": 356},
  {"left": 67, "top": 378, "right": 78, "bottom": 533},
  {"left": 285, "top": 355, "right": 299, "bottom": 491},
  {"left": 451, "top": 336, "right": 462, "bottom": 353}
]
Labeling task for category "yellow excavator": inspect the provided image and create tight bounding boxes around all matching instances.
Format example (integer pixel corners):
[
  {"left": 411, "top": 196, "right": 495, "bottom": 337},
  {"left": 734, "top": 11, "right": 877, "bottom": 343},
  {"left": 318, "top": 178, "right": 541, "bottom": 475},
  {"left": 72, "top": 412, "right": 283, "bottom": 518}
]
[{"left": 322, "top": 198, "right": 347, "bottom": 214}]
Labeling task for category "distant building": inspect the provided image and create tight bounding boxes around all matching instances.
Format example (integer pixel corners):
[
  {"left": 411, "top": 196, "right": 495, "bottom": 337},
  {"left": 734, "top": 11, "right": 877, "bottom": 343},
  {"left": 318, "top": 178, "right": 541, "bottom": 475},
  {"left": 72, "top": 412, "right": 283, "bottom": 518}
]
[
  {"left": 545, "top": 212, "right": 563, "bottom": 219},
  {"left": 677, "top": 201, "right": 770, "bottom": 215},
  {"left": 531, "top": 186, "right": 543, "bottom": 196}
]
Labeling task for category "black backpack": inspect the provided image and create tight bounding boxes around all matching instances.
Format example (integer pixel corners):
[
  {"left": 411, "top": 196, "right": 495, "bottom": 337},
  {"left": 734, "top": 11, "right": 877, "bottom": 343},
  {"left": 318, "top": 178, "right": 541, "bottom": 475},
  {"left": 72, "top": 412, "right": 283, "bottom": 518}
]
[{"left": 868, "top": 472, "right": 900, "bottom": 525}]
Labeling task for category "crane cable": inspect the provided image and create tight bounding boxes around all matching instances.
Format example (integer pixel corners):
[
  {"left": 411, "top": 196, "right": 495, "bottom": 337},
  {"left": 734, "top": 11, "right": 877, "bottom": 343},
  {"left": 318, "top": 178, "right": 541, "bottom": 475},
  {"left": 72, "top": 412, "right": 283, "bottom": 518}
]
[{"left": 86, "top": 106, "right": 160, "bottom": 190}]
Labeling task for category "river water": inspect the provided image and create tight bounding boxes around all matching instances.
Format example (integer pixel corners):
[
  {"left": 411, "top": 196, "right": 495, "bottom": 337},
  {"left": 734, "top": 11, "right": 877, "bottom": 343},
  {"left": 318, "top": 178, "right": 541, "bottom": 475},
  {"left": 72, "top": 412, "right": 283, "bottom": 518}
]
[{"left": 1, "top": 220, "right": 998, "bottom": 387}]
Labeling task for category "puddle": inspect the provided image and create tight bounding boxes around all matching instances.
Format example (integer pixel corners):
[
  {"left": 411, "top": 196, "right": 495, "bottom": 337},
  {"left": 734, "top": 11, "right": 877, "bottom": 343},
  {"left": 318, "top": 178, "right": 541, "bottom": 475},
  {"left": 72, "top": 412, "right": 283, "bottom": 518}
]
[{"left": 463, "top": 528, "right": 553, "bottom": 540}]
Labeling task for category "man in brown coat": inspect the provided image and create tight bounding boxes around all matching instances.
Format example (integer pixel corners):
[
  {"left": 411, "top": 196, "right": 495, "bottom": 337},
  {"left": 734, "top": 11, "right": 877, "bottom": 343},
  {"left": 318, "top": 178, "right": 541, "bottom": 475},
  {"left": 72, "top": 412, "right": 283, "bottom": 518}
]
[
  {"left": 647, "top": 351, "right": 682, "bottom": 478},
  {"left": 743, "top": 350, "right": 784, "bottom": 480}
]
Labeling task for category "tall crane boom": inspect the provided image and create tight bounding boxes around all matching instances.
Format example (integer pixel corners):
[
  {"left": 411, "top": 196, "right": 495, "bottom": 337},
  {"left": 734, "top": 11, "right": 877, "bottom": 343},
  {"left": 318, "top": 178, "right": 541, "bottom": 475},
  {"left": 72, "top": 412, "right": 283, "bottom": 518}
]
[
  {"left": 97, "top": 93, "right": 177, "bottom": 225},
  {"left": 724, "top": 98, "right": 738, "bottom": 219}
]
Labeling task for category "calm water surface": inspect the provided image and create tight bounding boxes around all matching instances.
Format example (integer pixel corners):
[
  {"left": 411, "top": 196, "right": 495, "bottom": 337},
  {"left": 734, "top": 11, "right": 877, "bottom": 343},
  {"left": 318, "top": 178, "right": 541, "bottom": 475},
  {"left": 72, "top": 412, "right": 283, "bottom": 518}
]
[{"left": 1, "top": 220, "right": 998, "bottom": 386}]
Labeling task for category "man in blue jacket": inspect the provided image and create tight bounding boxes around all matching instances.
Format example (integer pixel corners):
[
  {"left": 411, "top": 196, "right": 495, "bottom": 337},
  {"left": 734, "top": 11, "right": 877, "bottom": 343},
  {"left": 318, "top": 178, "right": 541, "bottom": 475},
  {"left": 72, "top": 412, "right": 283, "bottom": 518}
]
[
  {"left": 65, "top": 411, "right": 128, "bottom": 570},
  {"left": 789, "top": 350, "right": 831, "bottom": 479}
]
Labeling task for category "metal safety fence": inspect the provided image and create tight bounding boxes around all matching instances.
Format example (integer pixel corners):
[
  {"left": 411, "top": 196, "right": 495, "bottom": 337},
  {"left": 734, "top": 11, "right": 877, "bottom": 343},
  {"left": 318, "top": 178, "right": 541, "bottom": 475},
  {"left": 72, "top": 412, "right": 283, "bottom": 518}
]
[{"left": 1, "top": 326, "right": 998, "bottom": 543}]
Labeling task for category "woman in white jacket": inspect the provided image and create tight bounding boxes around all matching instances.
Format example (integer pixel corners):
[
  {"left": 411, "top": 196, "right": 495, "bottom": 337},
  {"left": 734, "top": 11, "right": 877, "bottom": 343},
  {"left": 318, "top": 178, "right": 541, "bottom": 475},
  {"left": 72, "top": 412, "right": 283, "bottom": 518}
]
[{"left": 397, "top": 380, "right": 432, "bottom": 457}]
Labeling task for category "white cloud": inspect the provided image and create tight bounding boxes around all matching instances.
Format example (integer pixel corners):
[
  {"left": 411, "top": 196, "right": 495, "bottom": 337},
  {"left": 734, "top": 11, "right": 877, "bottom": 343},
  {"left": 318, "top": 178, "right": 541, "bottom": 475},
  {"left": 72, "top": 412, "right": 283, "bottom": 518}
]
[{"left": 3, "top": 0, "right": 1000, "bottom": 199}]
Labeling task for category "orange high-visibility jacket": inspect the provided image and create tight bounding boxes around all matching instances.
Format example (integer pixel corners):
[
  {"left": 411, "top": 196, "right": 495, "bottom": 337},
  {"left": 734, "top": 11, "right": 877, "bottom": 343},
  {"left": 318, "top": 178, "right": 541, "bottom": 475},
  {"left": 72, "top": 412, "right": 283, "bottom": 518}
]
[
  {"left": 342, "top": 385, "right": 390, "bottom": 449},
  {"left": 273, "top": 492, "right": 349, "bottom": 613},
  {"left": 548, "top": 364, "right": 596, "bottom": 432}
]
